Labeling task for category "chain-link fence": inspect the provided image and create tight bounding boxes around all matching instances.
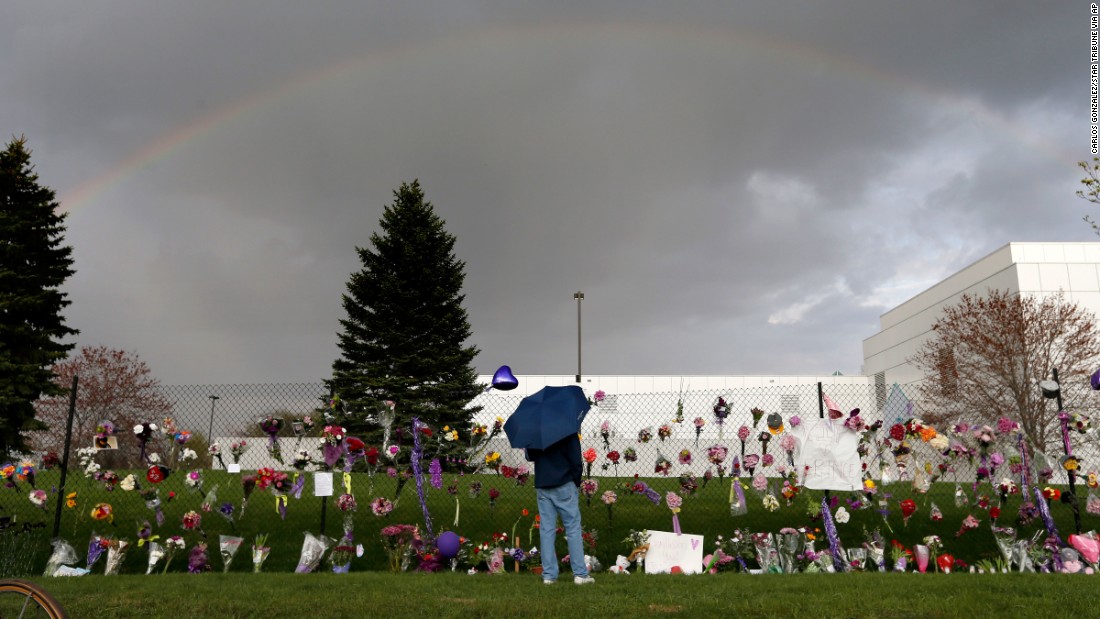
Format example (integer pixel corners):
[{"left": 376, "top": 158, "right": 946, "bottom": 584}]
[{"left": 12, "top": 379, "right": 1097, "bottom": 574}]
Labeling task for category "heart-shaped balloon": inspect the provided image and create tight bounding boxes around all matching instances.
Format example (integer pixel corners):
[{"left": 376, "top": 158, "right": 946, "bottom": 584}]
[
  {"left": 1070, "top": 534, "right": 1100, "bottom": 565},
  {"left": 490, "top": 365, "right": 518, "bottom": 391}
]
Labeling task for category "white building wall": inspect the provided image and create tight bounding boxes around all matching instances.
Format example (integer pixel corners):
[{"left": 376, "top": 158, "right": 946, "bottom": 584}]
[{"left": 862, "top": 242, "right": 1100, "bottom": 389}]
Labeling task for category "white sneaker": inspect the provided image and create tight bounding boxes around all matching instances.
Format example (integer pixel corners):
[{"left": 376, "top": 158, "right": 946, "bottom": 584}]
[
  {"left": 573, "top": 575, "right": 595, "bottom": 585},
  {"left": 543, "top": 579, "right": 556, "bottom": 585}
]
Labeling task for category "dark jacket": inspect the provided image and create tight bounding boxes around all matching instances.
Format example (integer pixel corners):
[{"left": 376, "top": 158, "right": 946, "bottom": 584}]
[{"left": 526, "top": 433, "right": 582, "bottom": 488}]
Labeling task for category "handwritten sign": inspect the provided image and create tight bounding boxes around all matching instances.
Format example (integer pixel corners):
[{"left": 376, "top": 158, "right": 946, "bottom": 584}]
[{"left": 644, "top": 530, "right": 704, "bottom": 575}]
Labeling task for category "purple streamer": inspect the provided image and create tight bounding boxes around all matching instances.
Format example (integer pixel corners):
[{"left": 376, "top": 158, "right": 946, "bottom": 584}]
[
  {"left": 291, "top": 474, "right": 305, "bottom": 500},
  {"left": 1059, "top": 412, "right": 1073, "bottom": 455},
  {"left": 429, "top": 459, "right": 442, "bottom": 489},
  {"left": 1034, "top": 486, "right": 1063, "bottom": 547},
  {"left": 411, "top": 418, "right": 435, "bottom": 541},
  {"left": 822, "top": 495, "right": 845, "bottom": 573},
  {"left": 1017, "top": 434, "right": 1032, "bottom": 498},
  {"left": 672, "top": 514, "right": 681, "bottom": 536}
]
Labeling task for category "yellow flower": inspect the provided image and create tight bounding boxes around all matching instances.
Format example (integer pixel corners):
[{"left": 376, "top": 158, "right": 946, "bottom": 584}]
[
  {"left": 1088, "top": 472, "right": 1099, "bottom": 488},
  {"left": 485, "top": 452, "right": 500, "bottom": 464},
  {"left": 65, "top": 492, "right": 78, "bottom": 509},
  {"left": 919, "top": 427, "right": 937, "bottom": 442},
  {"left": 863, "top": 479, "right": 876, "bottom": 491}
]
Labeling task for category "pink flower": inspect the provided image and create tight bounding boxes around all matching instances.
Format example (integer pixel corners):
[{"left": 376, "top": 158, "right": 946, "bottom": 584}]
[
  {"left": 665, "top": 491, "right": 683, "bottom": 511},
  {"left": 996, "top": 417, "right": 1019, "bottom": 434},
  {"left": 737, "top": 426, "right": 751, "bottom": 441}
]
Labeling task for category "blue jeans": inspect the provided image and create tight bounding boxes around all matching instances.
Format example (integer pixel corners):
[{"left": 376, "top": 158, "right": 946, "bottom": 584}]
[{"left": 536, "top": 482, "right": 588, "bottom": 580}]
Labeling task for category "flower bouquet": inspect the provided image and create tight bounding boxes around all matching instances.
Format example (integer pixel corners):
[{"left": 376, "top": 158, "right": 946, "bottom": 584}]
[
  {"left": 145, "top": 541, "right": 166, "bottom": 575},
  {"left": 44, "top": 538, "right": 78, "bottom": 577},
  {"left": 330, "top": 533, "right": 355, "bottom": 573},
  {"left": 188, "top": 542, "right": 210, "bottom": 573},
  {"left": 654, "top": 453, "right": 672, "bottom": 476},
  {"left": 580, "top": 479, "right": 599, "bottom": 506},
  {"left": 380, "top": 524, "right": 420, "bottom": 572},
  {"left": 658, "top": 424, "right": 673, "bottom": 442},
  {"left": 259, "top": 416, "right": 286, "bottom": 463},
  {"left": 862, "top": 528, "right": 886, "bottom": 572},
  {"left": 104, "top": 538, "right": 129, "bottom": 575},
  {"left": 776, "top": 528, "right": 802, "bottom": 573},
  {"left": 133, "top": 422, "right": 158, "bottom": 464},
  {"left": 320, "top": 425, "right": 345, "bottom": 470},
  {"left": 751, "top": 532, "right": 779, "bottom": 573},
  {"left": 163, "top": 536, "right": 185, "bottom": 574},
  {"left": 599, "top": 420, "right": 611, "bottom": 451},
  {"left": 637, "top": 427, "right": 653, "bottom": 444},
  {"left": 229, "top": 440, "right": 248, "bottom": 464},
  {"left": 582, "top": 448, "right": 597, "bottom": 479},
  {"left": 693, "top": 417, "right": 705, "bottom": 445},
  {"left": 295, "top": 531, "right": 335, "bottom": 573},
  {"left": 252, "top": 534, "right": 271, "bottom": 573},
  {"left": 219, "top": 534, "right": 244, "bottom": 572}
]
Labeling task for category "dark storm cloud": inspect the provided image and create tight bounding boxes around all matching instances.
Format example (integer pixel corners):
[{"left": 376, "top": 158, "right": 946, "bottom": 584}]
[{"left": 2, "top": 1, "right": 1088, "bottom": 383}]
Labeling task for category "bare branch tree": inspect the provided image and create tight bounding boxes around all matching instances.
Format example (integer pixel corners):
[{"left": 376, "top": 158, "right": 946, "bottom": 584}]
[
  {"left": 32, "top": 346, "right": 174, "bottom": 468},
  {"left": 911, "top": 290, "right": 1100, "bottom": 451}
]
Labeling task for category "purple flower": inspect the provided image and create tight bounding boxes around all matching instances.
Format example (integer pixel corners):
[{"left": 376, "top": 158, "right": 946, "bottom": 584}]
[
  {"left": 429, "top": 459, "right": 443, "bottom": 490},
  {"left": 789, "top": 416, "right": 801, "bottom": 428}
]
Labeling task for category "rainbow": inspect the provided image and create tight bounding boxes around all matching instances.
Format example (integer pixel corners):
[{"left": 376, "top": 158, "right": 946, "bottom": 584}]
[{"left": 58, "top": 21, "right": 1076, "bottom": 213}]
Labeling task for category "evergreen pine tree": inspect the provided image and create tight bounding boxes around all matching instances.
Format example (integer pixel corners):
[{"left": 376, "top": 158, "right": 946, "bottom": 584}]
[
  {"left": 328, "top": 181, "right": 481, "bottom": 464},
  {"left": 0, "top": 137, "right": 78, "bottom": 459}
]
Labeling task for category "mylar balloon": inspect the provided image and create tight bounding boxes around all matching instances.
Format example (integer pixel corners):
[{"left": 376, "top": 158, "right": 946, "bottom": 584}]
[
  {"left": 436, "top": 530, "right": 461, "bottom": 559},
  {"left": 490, "top": 365, "right": 519, "bottom": 391},
  {"left": 146, "top": 465, "right": 170, "bottom": 484},
  {"left": 1091, "top": 369, "right": 1100, "bottom": 391}
]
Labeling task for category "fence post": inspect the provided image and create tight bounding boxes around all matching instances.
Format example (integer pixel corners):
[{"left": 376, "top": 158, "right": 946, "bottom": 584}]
[
  {"left": 52, "top": 375, "right": 78, "bottom": 539},
  {"left": 816, "top": 382, "right": 824, "bottom": 419}
]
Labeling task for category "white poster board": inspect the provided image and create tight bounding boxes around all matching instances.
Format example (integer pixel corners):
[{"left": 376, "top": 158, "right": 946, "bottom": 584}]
[
  {"left": 644, "top": 530, "right": 705, "bottom": 575},
  {"left": 313, "top": 472, "right": 334, "bottom": 497}
]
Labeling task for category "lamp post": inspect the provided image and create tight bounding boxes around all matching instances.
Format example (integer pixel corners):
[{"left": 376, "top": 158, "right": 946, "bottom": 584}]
[
  {"left": 574, "top": 291, "right": 584, "bottom": 383},
  {"left": 208, "top": 395, "right": 220, "bottom": 447}
]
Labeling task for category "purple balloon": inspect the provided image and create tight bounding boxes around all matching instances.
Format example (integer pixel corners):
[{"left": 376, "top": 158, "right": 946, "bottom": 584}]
[
  {"left": 1091, "top": 368, "right": 1100, "bottom": 391},
  {"left": 436, "top": 531, "right": 461, "bottom": 559},
  {"left": 491, "top": 365, "right": 519, "bottom": 391}
]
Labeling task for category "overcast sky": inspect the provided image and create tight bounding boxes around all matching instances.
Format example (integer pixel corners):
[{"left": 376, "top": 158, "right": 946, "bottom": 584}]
[{"left": 4, "top": 2, "right": 1093, "bottom": 385}]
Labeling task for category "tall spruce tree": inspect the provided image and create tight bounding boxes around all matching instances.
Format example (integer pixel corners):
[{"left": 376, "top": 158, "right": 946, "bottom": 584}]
[
  {"left": 328, "top": 181, "right": 481, "bottom": 461},
  {"left": 0, "top": 137, "right": 78, "bottom": 459}
]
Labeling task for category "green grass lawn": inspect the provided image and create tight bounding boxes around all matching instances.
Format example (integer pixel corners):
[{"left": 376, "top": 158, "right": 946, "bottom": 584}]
[
  {"left": 0, "top": 468, "right": 1091, "bottom": 576},
  {"left": 15, "top": 571, "right": 1098, "bottom": 619}
]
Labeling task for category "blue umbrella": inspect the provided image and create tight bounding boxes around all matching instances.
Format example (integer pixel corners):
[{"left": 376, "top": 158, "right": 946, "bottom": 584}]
[{"left": 503, "top": 385, "right": 591, "bottom": 450}]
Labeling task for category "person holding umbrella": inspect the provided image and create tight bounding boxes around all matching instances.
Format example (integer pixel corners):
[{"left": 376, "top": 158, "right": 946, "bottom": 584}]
[{"left": 504, "top": 385, "right": 595, "bottom": 585}]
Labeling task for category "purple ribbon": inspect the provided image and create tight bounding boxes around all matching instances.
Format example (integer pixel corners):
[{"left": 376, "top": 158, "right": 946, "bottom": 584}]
[
  {"left": 672, "top": 513, "right": 681, "bottom": 536},
  {"left": 411, "top": 418, "right": 435, "bottom": 542},
  {"left": 291, "top": 474, "right": 305, "bottom": 500},
  {"left": 822, "top": 495, "right": 845, "bottom": 573},
  {"left": 1059, "top": 412, "right": 1073, "bottom": 455},
  {"left": 1017, "top": 434, "right": 1032, "bottom": 498},
  {"left": 1035, "top": 486, "right": 1063, "bottom": 547}
]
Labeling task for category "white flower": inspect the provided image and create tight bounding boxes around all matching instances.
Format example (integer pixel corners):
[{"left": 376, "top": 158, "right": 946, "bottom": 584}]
[
  {"left": 762, "top": 494, "right": 779, "bottom": 512},
  {"left": 120, "top": 474, "right": 136, "bottom": 491},
  {"left": 179, "top": 448, "right": 198, "bottom": 463},
  {"left": 83, "top": 462, "right": 101, "bottom": 477},
  {"left": 134, "top": 424, "right": 144, "bottom": 435},
  {"left": 928, "top": 435, "right": 949, "bottom": 451},
  {"left": 835, "top": 506, "right": 850, "bottom": 524}
]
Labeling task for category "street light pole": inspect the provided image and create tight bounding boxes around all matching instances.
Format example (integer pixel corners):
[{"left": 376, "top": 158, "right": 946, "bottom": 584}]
[
  {"left": 208, "top": 395, "right": 220, "bottom": 447},
  {"left": 574, "top": 291, "right": 584, "bottom": 383}
]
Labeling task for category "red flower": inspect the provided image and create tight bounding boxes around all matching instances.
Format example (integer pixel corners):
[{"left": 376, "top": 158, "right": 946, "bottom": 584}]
[
  {"left": 582, "top": 448, "right": 597, "bottom": 464},
  {"left": 607, "top": 451, "right": 621, "bottom": 464},
  {"left": 989, "top": 506, "right": 1001, "bottom": 521},
  {"left": 365, "top": 447, "right": 379, "bottom": 466},
  {"left": 1042, "top": 487, "right": 1062, "bottom": 501},
  {"left": 345, "top": 437, "right": 365, "bottom": 452},
  {"left": 420, "top": 427, "right": 433, "bottom": 437},
  {"left": 889, "top": 424, "right": 905, "bottom": 442},
  {"left": 488, "top": 487, "right": 500, "bottom": 500}
]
